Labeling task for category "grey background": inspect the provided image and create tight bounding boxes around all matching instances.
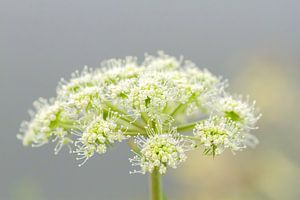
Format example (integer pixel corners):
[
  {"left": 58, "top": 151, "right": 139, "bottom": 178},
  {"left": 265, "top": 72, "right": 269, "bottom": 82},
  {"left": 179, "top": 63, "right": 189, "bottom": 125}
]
[{"left": 1, "top": 1, "right": 299, "bottom": 200}]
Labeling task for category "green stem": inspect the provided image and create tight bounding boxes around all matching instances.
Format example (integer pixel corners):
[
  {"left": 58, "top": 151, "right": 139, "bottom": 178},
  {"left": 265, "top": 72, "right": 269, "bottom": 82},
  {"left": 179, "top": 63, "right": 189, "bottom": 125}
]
[
  {"left": 118, "top": 118, "right": 147, "bottom": 134},
  {"left": 141, "top": 112, "right": 150, "bottom": 124},
  {"left": 183, "top": 135, "right": 202, "bottom": 141},
  {"left": 170, "top": 94, "right": 196, "bottom": 117},
  {"left": 104, "top": 101, "right": 146, "bottom": 130},
  {"left": 150, "top": 168, "right": 163, "bottom": 200},
  {"left": 57, "top": 121, "right": 77, "bottom": 130},
  {"left": 177, "top": 122, "right": 197, "bottom": 132},
  {"left": 177, "top": 117, "right": 207, "bottom": 133},
  {"left": 128, "top": 138, "right": 140, "bottom": 153},
  {"left": 170, "top": 103, "right": 185, "bottom": 117}
]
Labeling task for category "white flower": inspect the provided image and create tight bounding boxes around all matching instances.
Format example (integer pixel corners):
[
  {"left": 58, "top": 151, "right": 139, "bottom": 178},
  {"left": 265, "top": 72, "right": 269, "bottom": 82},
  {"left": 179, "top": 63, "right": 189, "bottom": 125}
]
[
  {"left": 98, "top": 56, "right": 142, "bottom": 82},
  {"left": 74, "top": 113, "right": 127, "bottom": 166},
  {"left": 130, "top": 129, "right": 195, "bottom": 174},
  {"left": 193, "top": 116, "right": 255, "bottom": 156},
  {"left": 18, "top": 98, "right": 73, "bottom": 149},
  {"left": 18, "top": 51, "right": 261, "bottom": 172},
  {"left": 143, "top": 51, "right": 181, "bottom": 71},
  {"left": 67, "top": 86, "right": 101, "bottom": 111},
  {"left": 57, "top": 66, "right": 95, "bottom": 98},
  {"left": 215, "top": 95, "right": 261, "bottom": 130}
]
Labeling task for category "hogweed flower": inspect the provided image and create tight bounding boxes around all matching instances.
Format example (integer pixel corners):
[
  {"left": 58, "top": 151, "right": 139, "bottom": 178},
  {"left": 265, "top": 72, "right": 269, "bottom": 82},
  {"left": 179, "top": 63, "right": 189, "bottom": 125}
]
[
  {"left": 18, "top": 52, "right": 261, "bottom": 200},
  {"left": 193, "top": 116, "right": 244, "bottom": 156},
  {"left": 130, "top": 128, "right": 195, "bottom": 174},
  {"left": 215, "top": 95, "right": 262, "bottom": 130},
  {"left": 74, "top": 113, "right": 128, "bottom": 166}
]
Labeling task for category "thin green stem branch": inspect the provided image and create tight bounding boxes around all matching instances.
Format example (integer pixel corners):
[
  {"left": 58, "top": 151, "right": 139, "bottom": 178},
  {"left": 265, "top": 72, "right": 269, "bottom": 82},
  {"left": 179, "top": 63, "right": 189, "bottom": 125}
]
[
  {"left": 169, "top": 103, "right": 185, "bottom": 117},
  {"left": 177, "top": 122, "right": 197, "bottom": 132},
  {"left": 118, "top": 118, "right": 147, "bottom": 134},
  {"left": 104, "top": 100, "right": 146, "bottom": 130},
  {"left": 141, "top": 112, "right": 150, "bottom": 124},
  {"left": 170, "top": 94, "right": 196, "bottom": 117},
  {"left": 128, "top": 138, "right": 140, "bottom": 154},
  {"left": 182, "top": 135, "right": 202, "bottom": 141},
  {"left": 57, "top": 121, "right": 78, "bottom": 130},
  {"left": 177, "top": 117, "right": 207, "bottom": 133}
]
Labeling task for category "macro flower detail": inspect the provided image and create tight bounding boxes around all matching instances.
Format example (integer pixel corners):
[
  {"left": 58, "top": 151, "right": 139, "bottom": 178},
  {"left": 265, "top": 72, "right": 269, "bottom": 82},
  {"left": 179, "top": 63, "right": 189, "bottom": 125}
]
[
  {"left": 215, "top": 95, "right": 261, "bottom": 130},
  {"left": 18, "top": 98, "right": 73, "bottom": 148},
  {"left": 193, "top": 116, "right": 245, "bottom": 156},
  {"left": 56, "top": 66, "right": 95, "bottom": 97},
  {"left": 18, "top": 52, "right": 261, "bottom": 179},
  {"left": 67, "top": 86, "right": 101, "bottom": 111},
  {"left": 73, "top": 113, "right": 127, "bottom": 166},
  {"left": 130, "top": 129, "right": 195, "bottom": 174}
]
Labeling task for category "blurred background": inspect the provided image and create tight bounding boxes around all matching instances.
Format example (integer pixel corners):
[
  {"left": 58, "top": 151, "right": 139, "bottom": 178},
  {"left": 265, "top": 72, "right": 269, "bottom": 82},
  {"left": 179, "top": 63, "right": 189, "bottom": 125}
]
[{"left": 1, "top": 1, "right": 300, "bottom": 200}]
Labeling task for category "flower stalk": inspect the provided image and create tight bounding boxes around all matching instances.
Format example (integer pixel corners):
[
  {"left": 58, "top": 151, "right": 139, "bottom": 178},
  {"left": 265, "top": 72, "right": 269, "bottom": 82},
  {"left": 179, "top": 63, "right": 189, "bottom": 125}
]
[{"left": 151, "top": 168, "right": 163, "bottom": 200}]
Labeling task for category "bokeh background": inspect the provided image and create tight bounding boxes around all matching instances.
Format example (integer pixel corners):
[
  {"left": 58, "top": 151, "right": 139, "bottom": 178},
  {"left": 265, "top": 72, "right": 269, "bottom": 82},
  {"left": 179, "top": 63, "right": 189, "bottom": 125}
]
[{"left": 1, "top": 1, "right": 300, "bottom": 200}]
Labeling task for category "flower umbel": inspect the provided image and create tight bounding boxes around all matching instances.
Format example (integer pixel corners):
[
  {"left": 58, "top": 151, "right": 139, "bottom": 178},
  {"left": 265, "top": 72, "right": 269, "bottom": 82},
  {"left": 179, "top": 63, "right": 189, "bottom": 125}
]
[
  {"left": 215, "top": 95, "right": 261, "bottom": 130},
  {"left": 74, "top": 113, "right": 127, "bottom": 166},
  {"left": 18, "top": 98, "right": 73, "bottom": 148},
  {"left": 130, "top": 129, "right": 195, "bottom": 174},
  {"left": 193, "top": 116, "right": 245, "bottom": 156},
  {"left": 18, "top": 52, "right": 261, "bottom": 176}
]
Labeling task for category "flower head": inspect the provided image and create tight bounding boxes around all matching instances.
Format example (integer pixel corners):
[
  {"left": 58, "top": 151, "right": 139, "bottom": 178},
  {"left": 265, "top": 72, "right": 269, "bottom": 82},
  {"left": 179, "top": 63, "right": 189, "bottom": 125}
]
[
  {"left": 18, "top": 98, "right": 73, "bottom": 148},
  {"left": 193, "top": 116, "right": 246, "bottom": 156},
  {"left": 57, "top": 66, "right": 95, "bottom": 98},
  {"left": 18, "top": 52, "right": 261, "bottom": 174},
  {"left": 67, "top": 86, "right": 101, "bottom": 111},
  {"left": 130, "top": 129, "right": 195, "bottom": 174},
  {"left": 74, "top": 113, "right": 127, "bottom": 166},
  {"left": 215, "top": 95, "right": 261, "bottom": 130}
]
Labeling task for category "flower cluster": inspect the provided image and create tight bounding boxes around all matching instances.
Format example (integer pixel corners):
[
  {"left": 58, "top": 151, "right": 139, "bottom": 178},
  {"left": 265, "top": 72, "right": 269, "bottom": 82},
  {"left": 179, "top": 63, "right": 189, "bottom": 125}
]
[
  {"left": 18, "top": 52, "right": 261, "bottom": 174},
  {"left": 194, "top": 116, "right": 242, "bottom": 156},
  {"left": 74, "top": 113, "right": 127, "bottom": 166},
  {"left": 18, "top": 98, "right": 72, "bottom": 147},
  {"left": 215, "top": 95, "right": 261, "bottom": 130},
  {"left": 130, "top": 129, "right": 195, "bottom": 174}
]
